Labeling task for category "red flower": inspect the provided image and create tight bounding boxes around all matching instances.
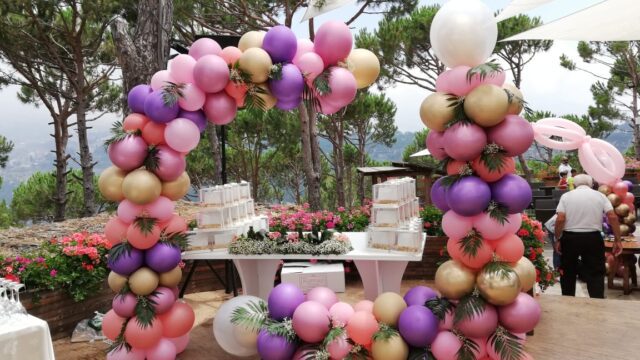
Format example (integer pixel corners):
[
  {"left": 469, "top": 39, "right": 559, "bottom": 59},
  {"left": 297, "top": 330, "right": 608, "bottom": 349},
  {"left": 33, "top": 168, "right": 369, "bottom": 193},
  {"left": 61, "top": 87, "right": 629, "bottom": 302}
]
[
  {"left": 529, "top": 252, "right": 537, "bottom": 260},
  {"left": 517, "top": 229, "right": 530, "bottom": 237},
  {"left": 4, "top": 274, "right": 19, "bottom": 282},
  {"left": 546, "top": 273, "right": 552, "bottom": 281}
]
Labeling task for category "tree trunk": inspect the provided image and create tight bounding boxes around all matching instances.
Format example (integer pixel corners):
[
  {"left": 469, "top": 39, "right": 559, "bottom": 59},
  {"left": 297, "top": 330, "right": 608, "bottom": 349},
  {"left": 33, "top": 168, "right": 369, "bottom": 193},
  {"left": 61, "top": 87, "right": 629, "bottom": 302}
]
[
  {"left": 633, "top": 91, "right": 640, "bottom": 160},
  {"left": 206, "top": 124, "right": 223, "bottom": 184},
  {"left": 52, "top": 115, "right": 70, "bottom": 222},
  {"left": 111, "top": 0, "right": 173, "bottom": 109},
  {"left": 357, "top": 130, "right": 367, "bottom": 203},
  {"left": 298, "top": 103, "right": 321, "bottom": 209},
  {"left": 334, "top": 138, "right": 346, "bottom": 208}
]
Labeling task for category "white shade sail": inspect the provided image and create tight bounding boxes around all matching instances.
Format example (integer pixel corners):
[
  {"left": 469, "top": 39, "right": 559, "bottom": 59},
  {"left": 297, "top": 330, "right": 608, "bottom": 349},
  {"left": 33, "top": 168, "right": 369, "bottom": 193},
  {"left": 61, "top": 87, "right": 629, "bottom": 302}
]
[
  {"left": 410, "top": 149, "right": 432, "bottom": 157},
  {"left": 301, "top": 0, "right": 356, "bottom": 21},
  {"left": 495, "top": 0, "right": 555, "bottom": 22},
  {"left": 503, "top": 0, "right": 640, "bottom": 41}
]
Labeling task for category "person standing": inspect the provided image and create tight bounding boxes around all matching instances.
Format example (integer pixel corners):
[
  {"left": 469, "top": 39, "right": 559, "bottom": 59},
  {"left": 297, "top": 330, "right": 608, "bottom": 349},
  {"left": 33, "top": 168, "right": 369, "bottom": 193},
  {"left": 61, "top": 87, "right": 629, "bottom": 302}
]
[
  {"left": 557, "top": 171, "right": 568, "bottom": 190},
  {"left": 554, "top": 174, "right": 623, "bottom": 298},
  {"left": 567, "top": 169, "right": 577, "bottom": 190},
  {"left": 558, "top": 156, "right": 572, "bottom": 178}
]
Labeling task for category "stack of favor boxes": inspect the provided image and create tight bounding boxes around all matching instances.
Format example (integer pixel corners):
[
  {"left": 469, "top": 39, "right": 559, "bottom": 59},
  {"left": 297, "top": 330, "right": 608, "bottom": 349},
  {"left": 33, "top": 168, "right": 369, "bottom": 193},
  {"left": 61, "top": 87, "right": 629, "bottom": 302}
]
[
  {"left": 188, "top": 181, "right": 268, "bottom": 251},
  {"left": 367, "top": 177, "right": 423, "bottom": 253}
]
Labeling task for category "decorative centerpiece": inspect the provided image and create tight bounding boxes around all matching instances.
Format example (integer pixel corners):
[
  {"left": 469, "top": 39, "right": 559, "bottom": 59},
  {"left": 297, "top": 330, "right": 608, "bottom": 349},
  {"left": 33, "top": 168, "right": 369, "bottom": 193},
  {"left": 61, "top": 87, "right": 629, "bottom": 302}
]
[{"left": 228, "top": 227, "right": 352, "bottom": 256}]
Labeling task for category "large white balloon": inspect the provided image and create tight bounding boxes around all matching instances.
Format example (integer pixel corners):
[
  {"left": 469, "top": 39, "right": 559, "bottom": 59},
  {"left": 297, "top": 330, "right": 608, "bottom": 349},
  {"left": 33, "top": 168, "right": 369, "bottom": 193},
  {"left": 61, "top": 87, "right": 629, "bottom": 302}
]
[
  {"left": 430, "top": 0, "right": 498, "bottom": 68},
  {"left": 213, "top": 295, "right": 264, "bottom": 357}
]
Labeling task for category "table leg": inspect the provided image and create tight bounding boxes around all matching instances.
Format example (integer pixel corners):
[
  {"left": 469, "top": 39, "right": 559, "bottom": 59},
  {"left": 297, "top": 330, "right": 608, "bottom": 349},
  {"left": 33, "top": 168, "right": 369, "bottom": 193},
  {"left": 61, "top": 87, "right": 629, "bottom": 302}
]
[
  {"left": 233, "top": 259, "right": 280, "bottom": 300},
  {"left": 607, "top": 257, "right": 616, "bottom": 290},
  {"left": 354, "top": 260, "right": 408, "bottom": 300}
]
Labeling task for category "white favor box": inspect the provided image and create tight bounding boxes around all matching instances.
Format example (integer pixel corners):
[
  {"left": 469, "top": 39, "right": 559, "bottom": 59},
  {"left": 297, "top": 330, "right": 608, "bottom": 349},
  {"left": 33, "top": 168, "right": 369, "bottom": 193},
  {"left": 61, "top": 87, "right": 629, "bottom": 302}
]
[
  {"left": 373, "top": 182, "right": 402, "bottom": 204},
  {"left": 281, "top": 262, "right": 345, "bottom": 293},
  {"left": 199, "top": 187, "right": 226, "bottom": 206},
  {"left": 367, "top": 229, "right": 396, "bottom": 252},
  {"left": 239, "top": 181, "right": 251, "bottom": 199},
  {"left": 197, "top": 207, "right": 229, "bottom": 229},
  {"left": 395, "top": 228, "right": 422, "bottom": 253},
  {"left": 371, "top": 204, "right": 402, "bottom": 227}
]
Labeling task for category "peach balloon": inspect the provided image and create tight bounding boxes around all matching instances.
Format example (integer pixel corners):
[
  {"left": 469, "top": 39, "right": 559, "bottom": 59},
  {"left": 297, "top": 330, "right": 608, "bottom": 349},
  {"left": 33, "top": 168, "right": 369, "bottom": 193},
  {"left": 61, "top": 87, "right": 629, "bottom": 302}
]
[
  {"left": 159, "top": 302, "right": 196, "bottom": 338},
  {"left": 446, "top": 160, "right": 468, "bottom": 176},
  {"left": 124, "top": 113, "right": 150, "bottom": 132},
  {"left": 472, "top": 156, "right": 516, "bottom": 183},
  {"left": 346, "top": 311, "right": 378, "bottom": 346},
  {"left": 142, "top": 121, "right": 166, "bottom": 145},
  {"left": 169, "top": 54, "right": 197, "bottom": 84},
  {"left": 495, "top": 233, "right": 525, "bottom": 263},
  {"left": 221, "top": 46, "right": 243, "bottom": 65},
  {"left": 126, "top": 222, "right": 161, "bottom": 250},
  {"left": 105, "top": 217, "right": 129, "bottom": 246},
  {"left": 150, "top": 70, "right": 175, "bottom": 91},
  {"left": 354, "top": 300, "right": 374, "bottom": 313},
  {"left": 329, "top": 302, "right": 355, "bottom": 327},
  {"left": 124, "top": 316, "right": 164, "bottom": 349},
  {"left": 102, "top": 310, "right": 126, "bottom": 341},
  {"left": 613, "top": 181, "right": 628, "bottom": 197}
]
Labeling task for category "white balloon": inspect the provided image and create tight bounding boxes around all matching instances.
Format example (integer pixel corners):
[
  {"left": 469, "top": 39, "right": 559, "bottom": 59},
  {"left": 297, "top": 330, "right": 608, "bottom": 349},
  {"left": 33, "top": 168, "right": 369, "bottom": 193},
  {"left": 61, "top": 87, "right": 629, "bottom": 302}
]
[
  {"left": 213, "top": 295, "right": 263, "bottom": 357},
  {"left": 233, "top": 323, "right": 260, "bottom": 349},
  {"left": 430, "top": 0, "right": 498, "bottom": 68}
]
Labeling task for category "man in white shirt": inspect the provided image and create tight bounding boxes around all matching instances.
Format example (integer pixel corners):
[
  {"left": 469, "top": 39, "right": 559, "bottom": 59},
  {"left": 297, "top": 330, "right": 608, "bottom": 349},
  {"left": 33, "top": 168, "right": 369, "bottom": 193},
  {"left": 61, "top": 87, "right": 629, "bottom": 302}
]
[
  {"left": 558, "top": 156, "right": 572, "bottom": 178},
  {"left": 555, "top": 174, "right": 622, "bottom": 298}
]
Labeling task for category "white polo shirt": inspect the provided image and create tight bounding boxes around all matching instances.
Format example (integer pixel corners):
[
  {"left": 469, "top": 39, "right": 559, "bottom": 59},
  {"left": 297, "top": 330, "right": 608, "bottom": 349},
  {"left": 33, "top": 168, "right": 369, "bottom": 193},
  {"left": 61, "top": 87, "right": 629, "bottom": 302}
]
[
  {"left": 556, "top": 185, "right": 613, "bottom": 232},
  {"left": 558, "top": 163, "right": 572, "bottom": 177}
]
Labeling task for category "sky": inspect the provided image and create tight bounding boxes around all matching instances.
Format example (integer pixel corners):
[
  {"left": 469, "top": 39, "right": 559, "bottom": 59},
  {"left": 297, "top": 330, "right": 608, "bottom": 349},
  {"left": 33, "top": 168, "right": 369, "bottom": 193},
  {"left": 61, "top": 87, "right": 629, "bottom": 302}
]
[{"left": 0, "top": 0, "right": 607, "bottom": 146}]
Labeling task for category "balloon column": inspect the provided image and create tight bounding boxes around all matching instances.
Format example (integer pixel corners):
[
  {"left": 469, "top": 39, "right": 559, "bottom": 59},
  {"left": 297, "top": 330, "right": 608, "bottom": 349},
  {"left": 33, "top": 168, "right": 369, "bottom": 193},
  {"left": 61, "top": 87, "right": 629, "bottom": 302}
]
[
  {"left": 100, "top": 21, "right": 379, "bottom": 359},
  {"left": 422, "top": 0, "right": 541, "bottom": 358}
]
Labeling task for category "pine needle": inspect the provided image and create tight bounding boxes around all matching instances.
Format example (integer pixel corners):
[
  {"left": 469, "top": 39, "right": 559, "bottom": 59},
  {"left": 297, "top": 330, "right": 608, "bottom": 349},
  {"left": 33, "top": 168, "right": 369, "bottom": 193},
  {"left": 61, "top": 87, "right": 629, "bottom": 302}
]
[
  {"left": 134, "top": 295, "right": 158, "bottom": 328},
  {"left": 244, "top": 84, "right": 268, "bottom": 110},
  {"left": 105, "top": 318, "right": 131, "bottom": 355},
  {"left": 484, "top": 261, "right": 516, "bottom": 280},
  {"left": 454, "top": 291, "right": 486, "bottom": 324},
  {"left": 466, "top": 60, "right": 503, "bottom": 83},
  {"left": 143, "top": 145, "right": 159, "bottom": 171},
  {"left": 480, "top": 143, "right": 508, "bottom": 173},
  {"left": 407, "top": 348, "right": 434, "bottom": 360},
  {"left": 104, "top": 120, "right": 140, "bottom": 147},
  {"left": 160, "top": 231, "right": 189, "bottom": 251},
  {"left": 486, "top": 201, "right": 509, "bottom": 225},
  {"left": 440, "top": 175, "right": 462, "bottom": 188},
  {"left": 264, "top": 318, "right": 297, "bottom": 342},
  {"left": 133, "top": 217, "right": 157, "bottom": 235},
  {"left": 269, "top": 63, "right": 284, "bottom": 80},
  {"left": 108, "top": 243, "right": 133, "bottom": 265},
  {"left": 303, "top": 80, "right": 321, "bottom": 112},
  {"left": 161, "top": 81, "right": 185, "bottom": 107},
  {"left": 459, "top": 229, "right": 484, "bottom": 258},
  {"left": 445, "top": 95, "right": 472, "bottom": 128},
  {"left": 425, "top": 297, "right": 454, "bottom": 321},
  {"left": 372, "top": 323, "right": 399, "bottom": 342},
  {"left": 455, "top": 333, "right": 480, "bottom": 360},
  {"left": 323, "top": 326, "right": 346, "bottom": 347},
  {"left": 313, "top": 70, "right": 332, "bottom": 96},
  {"left": 230, "top": 300, "right": 269, "bottom": 333},
  {"left": 489, "top": 326, "right": 525, "bottom": 360}
]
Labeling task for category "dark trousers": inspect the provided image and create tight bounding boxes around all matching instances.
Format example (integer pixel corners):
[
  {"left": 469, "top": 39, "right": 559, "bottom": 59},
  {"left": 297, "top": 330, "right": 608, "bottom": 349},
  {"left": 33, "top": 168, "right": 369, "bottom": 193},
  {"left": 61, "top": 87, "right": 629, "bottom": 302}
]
[{"left": 560, "top": 231, "right": 605, "bottom": 298}]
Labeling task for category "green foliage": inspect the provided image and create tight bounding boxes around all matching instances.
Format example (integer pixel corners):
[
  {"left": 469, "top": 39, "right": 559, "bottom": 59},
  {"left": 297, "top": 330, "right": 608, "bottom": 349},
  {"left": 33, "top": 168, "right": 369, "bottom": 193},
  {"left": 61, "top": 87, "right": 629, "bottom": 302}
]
[
  {"left": 0, "top": 134, "right": 13, "bottom": 169},
  {"left": 0, "top": 201, "right": 16, "bottom": 229},
  {"left": 454, "top": 292, "right": 486, "bottom": 324},
  {"left": 10, "top": 169, "right": 108, "bottom": 222},
  {"left": 420, "top": 205, "right": 444, "bottom": 236},
  {"left": 403, "top": 129, "right": 438, "bottom": 168},
  {"left": 520, "top": 214, "right": 558, "bottom": 291},
  {"left": 230, "top": 300, "right": 270, "bottom": 333}
]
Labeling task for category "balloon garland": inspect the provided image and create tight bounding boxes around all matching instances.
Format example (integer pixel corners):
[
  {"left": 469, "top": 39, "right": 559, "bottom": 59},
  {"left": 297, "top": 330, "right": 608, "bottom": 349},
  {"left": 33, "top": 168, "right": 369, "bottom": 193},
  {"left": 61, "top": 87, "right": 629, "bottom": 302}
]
[{"left": 99, "top": 20, "right": 380, "bottom": 359}]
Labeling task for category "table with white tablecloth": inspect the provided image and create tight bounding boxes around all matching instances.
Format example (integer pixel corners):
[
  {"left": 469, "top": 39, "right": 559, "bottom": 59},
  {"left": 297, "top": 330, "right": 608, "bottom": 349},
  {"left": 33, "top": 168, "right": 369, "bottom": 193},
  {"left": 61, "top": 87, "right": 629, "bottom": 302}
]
[{"left": 0, "top": 315, "right": 55, "bottom": 360}]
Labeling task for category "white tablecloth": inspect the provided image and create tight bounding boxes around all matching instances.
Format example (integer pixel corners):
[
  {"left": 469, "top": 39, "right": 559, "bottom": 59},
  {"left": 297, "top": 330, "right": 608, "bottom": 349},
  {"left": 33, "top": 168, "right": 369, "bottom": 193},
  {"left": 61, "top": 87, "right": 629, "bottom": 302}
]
[{"left": 0, "top": 315, "right": 55, "bottom": 360}]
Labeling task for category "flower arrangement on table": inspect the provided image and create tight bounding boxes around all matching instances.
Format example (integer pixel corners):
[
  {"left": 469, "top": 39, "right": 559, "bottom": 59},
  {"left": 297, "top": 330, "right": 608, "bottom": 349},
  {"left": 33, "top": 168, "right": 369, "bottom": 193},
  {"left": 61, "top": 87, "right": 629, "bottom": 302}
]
[
  {"left": 420, "top": 205, "right": 445, "bottom": 236},
  {"left": 518, "top": 214, "right": 558, "bottom": 291},
  {"left": 0, "top": 232, "right": 111, "bottom": 302},
  {"left": 228, "top": 226, "right": 353, "bottom": 256},
  {"left": 266, "top": 202, "right": 371, "bottom": 233}
]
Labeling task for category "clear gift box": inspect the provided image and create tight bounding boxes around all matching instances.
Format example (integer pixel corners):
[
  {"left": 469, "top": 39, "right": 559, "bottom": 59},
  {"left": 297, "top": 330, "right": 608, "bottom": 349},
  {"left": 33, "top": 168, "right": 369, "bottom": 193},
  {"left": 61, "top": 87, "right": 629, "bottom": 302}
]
[
  {"left": 186, "top": 231, "right": 210, "bottom": 251},
  {"left": 197, "top": 207, "right": 229, "bottom": 229},
  {"left": 237, "top": 201, "right": 248, "bottom": 220},
  {"left": 394, "top": 228, "right": 422, "bottom": 253},
  {"left": 246, "top": 199, "right": 256, "bottom": 217},
  {"left": 367, "top": 229, "right": 397, "bottom": 252},
  {"left": 373, "top": 182, "right": 402, "bottom": 204},
  {"left": 199, "top": 186, "right": 226, "bottom": 206},
  {"left": 210, "top": 228, "right": 237, "bottom": 249},
  {"left": 371, "top": 204, "right": 402, "bottom": 227},
  {"left": 239, "top": 181, "right": 251, "bottom": 199},
  {"left": 229, "top": 203, "right": 240, "bottom": 223}
]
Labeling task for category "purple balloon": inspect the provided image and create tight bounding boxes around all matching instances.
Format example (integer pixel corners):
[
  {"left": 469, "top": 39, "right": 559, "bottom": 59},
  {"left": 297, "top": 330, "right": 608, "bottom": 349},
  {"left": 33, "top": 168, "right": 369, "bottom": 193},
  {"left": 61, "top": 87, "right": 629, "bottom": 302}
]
[
  {"left": 443, "top": 123, "right": 487, "bottom": 162},
  {"left": 144, "top": 90, "right": 180, "bottom": 124},
  {"left": 148, "top": 286, "right": 177, "bottom": 314},
  {"left": 398, "top": 305, "right": 439, "bottom": 347},
  {"left": 623, "top": 180, "right": 634, "bottom": 192},
  {"left": 153, "top": 145, "right": 187, "bottom": 182},
  {"left": 257, "top": 329, "right": 297, "bottom": 360},
  {"left": 112, "top": 293, "right": 137, "bottom": 318},
  {"left": 426, "top": 130, "right": 448, "bottom": 160},
  {"left": 262, "top": 25, "right": 298, "bottom": 63},
  {"left": 446, "top": 176, "right": 491, "bottom": 216},
  {"left": 270, "top": 64, "right": 305, "bottom": 101},
  {"left": 431, "top": 177, "right": 450, "bottom": 212},
  {"left": 178, "top": 109, "right": 207, "bottom": 132},
  {"left": 107, "top": 135, "right": 148, "bottom": 171},
  {"left": 487, "top": 115, "right": 534, "bottom": 157},
  {"left": 268, "top": 283, "right": 306, "bottom": 321},
  {"left": 490, "top": 174, "right": 532, "bottom": 214},
  {"left": 108, "top": 247, "right": 144, "bottom": 276},
  {"left": 404, "top": 286, "right": 438, "bottom": 307},
  {"left": 145, "top": 242, "right": 182, "bottom": 273},
  {"left": 275, "top": 97, "right": 302, "bottom": 111},
  {"left": 128, "top": 85, "right": 153, "bottom": 114}
]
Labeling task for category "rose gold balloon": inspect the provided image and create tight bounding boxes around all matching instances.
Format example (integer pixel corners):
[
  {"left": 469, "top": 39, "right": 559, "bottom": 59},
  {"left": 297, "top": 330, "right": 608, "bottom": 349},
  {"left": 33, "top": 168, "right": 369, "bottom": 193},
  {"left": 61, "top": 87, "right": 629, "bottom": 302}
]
[
  {"left": 503, "top": 83, "right": 524, "bottom": 115},
  {"left": 599, "top": 184, "right": 613, "bottom": 195},
  {"left": 615, "top": 203, "right": 630, "bottom": 217},
  {"left": 238, "top": 31, "right": 265, "bottom": 51},
  {"left": 108, "top": 271, "right": 128, "bottom": 293},
  {"left": 159, "top": 266, "right": 183, "bottom": 288},
  {"left": 624, "top": 213, "right": 637, "bottom": 226},
  {"left": 511, "top": 257, "right": 536, "bottom": 292},
  {"left": 607, "top": 193, "right": 622, "bottom": 207},
  {"left": 98, "top": 166, "right": 126, "bottom": 202},
  {"left": 347, "top": 49, "right": 380, "bottom": 89},
  {"left": 254, "top": 83, "right": 277, "bottom": 110},
  {"left": 620, "top": 224, "right": 630, "bottom": 236},
  {"left": 161, "top": 172, "right": 191, "bottom": 201},
  {"left": 372, "top": 292, "right": 407, "bottom": 328},
  {"left": 476, "top": 266, "right": 521, "bottom": 306},
  {"left": 420, "top": 92, "right": 454, "bottom": 132},
  {"left": 122, "top": 169, "right": 162, "bottom": 205},
  {"left": 371, "top": 333, "right": 409, "bottom": 360},
  {"left": 435, "top": 260, "right": 476, "bottom": 300},
  {"left": 238, "top": 48, "right": 272, "bottom": 83},
  {"left": 129, "top": 267, "right": 160, "bottom": 296},
  {"left": 464, "top": 84, "right": 509, "bottom": 128}
]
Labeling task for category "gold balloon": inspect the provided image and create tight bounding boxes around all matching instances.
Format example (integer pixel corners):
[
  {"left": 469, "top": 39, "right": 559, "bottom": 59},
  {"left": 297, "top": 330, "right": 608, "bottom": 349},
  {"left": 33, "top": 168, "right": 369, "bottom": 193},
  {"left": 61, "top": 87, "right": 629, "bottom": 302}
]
[
  {"left": 608, "top": 193, "right": 622, "bottom": 207},
  {"left": 159, "top": 266, "right": 183, "bottom": 288},
  {"left": 599, "top": 184, "right": 613, "bottom": 195},
  {"left": 464, "top": 84, "right": 510, "bottom": 127},
  {"left": 122, "top": 169, "right": 162, "bottom": 205},
  {"left": 232, "top": 324, "right": 259, "bottom": 349},
  {"left": 419, "top": 92, "right": 454, "bottom": 132},
  {"left": 98, "top": 166, "right": 126, "bottom": 202},
  {"left": 108, "top": 271, "right": 128, "bottom": 293},
  {"left": 161, "top": 172, "right": 190, "bottom": 201},
  {"left": 238, "top": 31, "right": 265, "bottom": 51},
  {"left": 347, "top": 48, "right": 380, "bottom": 89},
  {"left": 615, "top": 203, "right": 630, "bottom": 217},
  {"left": 476, "top": 267, "right": 521, "bottom": 306},
  {"left": 624, "top": 213, "right": 637, "bottom": 226},
  {"left": 254, "top": 83, "right": 277, "bottom": 110},
  {"left": 372, "top": 334, "right": 409, "bottom": 360},
  {"left": 503, "top": 83, "right": 524, "bottom": 115},
  {"left": 129, "top": 267, "right": 160, "bottom": 296},
  {"left": 372, "top": 292, "right": 407, "bottom": 327},
  {"left": 435, "top": 260, "right": 476, "bottom": 299},
  {"left": 511, "top": 257, "right": 536, "bottom": 292},
  {"left": 620, "top": 224, "right": 630, "bottom": 236},
  {"left": 238, "top": 48, "right": 273, "bottom": 83}
]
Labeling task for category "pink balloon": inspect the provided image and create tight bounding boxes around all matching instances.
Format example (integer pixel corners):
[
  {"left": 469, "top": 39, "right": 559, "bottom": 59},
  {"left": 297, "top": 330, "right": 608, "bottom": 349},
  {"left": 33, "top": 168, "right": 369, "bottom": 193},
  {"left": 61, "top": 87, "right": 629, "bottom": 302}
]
[
  {"left": 625, "top": 192, "right": 635, "bottom": 205},
  {"left": 329, "top": 302, "right": 355, "bottom": 327},
  {"left": 504, "top": 213, "right": 523, "bottom": 235},
  {"left": 169, "top": 286, "right": 179, "bottom": 299},
  {"left": 189, "top": 38, "right": 222, "bottom": 60},
  {"left": 154, "top": 145, "right": 187, "bottom": 182},
  {"left": 448, "top": 238, "right": 494, "bottom": 270},
  {"left": 431, "top": 331, "right": 462, "bottom": 360},
  {"left": 487, "top": 338, "right": 533, "bottom": 360},
  {"left": 444, "top": 123, "right": 487, "bottom": 162},
  {"left": 442, "top": 211, "right": 474, "bottom": 239},
  {"left": 474, "top": 212, "right": 509, "bottom": 240},
  {"left": 144, "top": 196, "right": 175, "bottom": 222},
  {"left": 178, "top": 83, "right": 206, "bottom": 111},
  {"left": 117, "top": 200, "right": 143, "bottom": 223},
  {"left": 314, "top": 21, "right": 352, "bottom": 66},
  {"left": 220, "top": 46, "right": 242, "bottom": 65},
  {"left": 318, "top": 67, "right": 357, "bottom": 110},
  {"left": 488, "top": 115, "right": 535, "bottom": 157},
  {"left": 455, "top": 304, "right": 498, "bottom": 338},
  {"left": 292, "top": 346, "right": 316, "bottom": 360},
  {"left": 105, "top": 217, "right": 130, "bottom": 246},
  {"left": 204, "top": 92, "right": 237, "bottom": 125},
  {"left": 354, "top": 300, "right": 374, "bottom": 313},
  {"left": 107, "top": 347, "right": 145, "bottom": 360},
  {"left": 193, "top": 55, "right": 230, "bottom": 93},
  {"left": 532, "top": 118, "right": 585, "bottom": 151},
  {"left": 112, "top": 293, "right": 137, "bottom": 318},
  {"left": 613, "top": 181, "right": 628, "bottom": 197},
  {"left": 439, "top": 309, "right": 454, "bottom": 331},
  {"left": 306, "top": 287, "right": 339, "bottom": 310},
  {"left": 145, "top": 338, "right": 177, "bottom": 360},
  {"left": 471, "top": 337, "right": 488, "bottom": 359},
  {"left": 494, "top": 234, "right": 525, "bottom": 263},
  {"left": 427, "top": 130, "right": 448, "bottom": 160},
  {"left": 498, "top": 293, "right": 541, "bottom": 333},
  {"left": 165, "top": 118, "right": 201, "bottom": 153},
  {"left": 437, "top": 66, "right": 506, "bottom": 96},
  {"left": 169, "top": 54, "right": 197, "bottom": 84},
  {"left": 318, "top": 96, "right": 341, "bottom": 115},
  {"left": 149, "top": 287, "right": 177, "bottom": 314},
  {"left": 151, "top": 70, "right": 176, "bottom": 91},
  {"left": 292, "top": 301, "right": 331, "bottom": 343},
  {"left": 168, "top": 333, "right": 190, "bottom": 354},
  {"left": 107, "top": 136, "right": 149, "bottom": 172},
  {"left": 296, "top": 52, "right": 324, "bottom": 82},
  {"left": 293, "top": 38, "right": 315, "bottom": 65},
  {"left": 327, "top": 334, "right": 352, "bottom": 359}
]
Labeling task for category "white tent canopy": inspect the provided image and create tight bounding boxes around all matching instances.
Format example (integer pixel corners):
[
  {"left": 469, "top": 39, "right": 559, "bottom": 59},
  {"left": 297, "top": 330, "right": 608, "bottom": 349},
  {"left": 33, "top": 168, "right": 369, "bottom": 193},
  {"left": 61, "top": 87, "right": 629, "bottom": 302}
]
[
  {"left": 503, "top": 0, "right": 640, "bottom": 41},
  {"left": 495, "top": 0, "right": 554, "bottom": 22},
  {"left": 410, "top": 149, "right": 431, "bottom": 157},
  {"left": 301, "top": 0, "right": 355, "bottom": 21}
]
